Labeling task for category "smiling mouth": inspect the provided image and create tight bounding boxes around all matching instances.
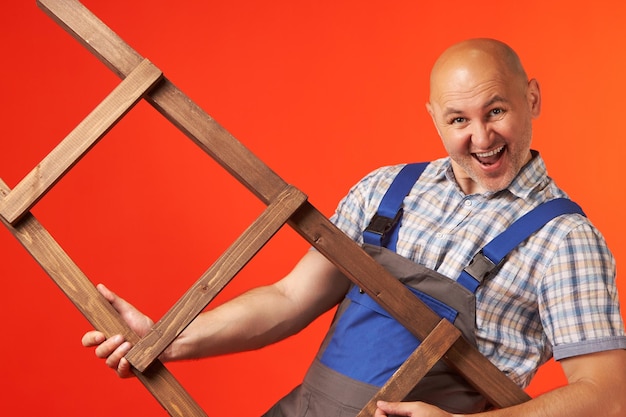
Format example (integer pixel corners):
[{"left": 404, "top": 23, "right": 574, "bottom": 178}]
[{"left": 473, "top": 146, "right": 505, "bottom": 165}]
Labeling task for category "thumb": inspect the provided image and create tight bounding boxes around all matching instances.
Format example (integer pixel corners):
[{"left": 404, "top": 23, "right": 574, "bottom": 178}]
[
  {"left": 96, "top": 283, "right": 118, "bottom": 303},
  {"left": 97, "top": 283, "right": 135, "bottom": 315},
  {"left": 96, "top": 283, "right": 153, "bottom": 334},
  {"left": 376, "top": 400, "right": 411, "bottom": 416}
]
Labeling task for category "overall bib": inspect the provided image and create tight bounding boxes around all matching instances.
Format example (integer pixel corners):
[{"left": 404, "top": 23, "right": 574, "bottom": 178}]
[{"left": 263, "top": 163, "right": 584, "bottom": 417}]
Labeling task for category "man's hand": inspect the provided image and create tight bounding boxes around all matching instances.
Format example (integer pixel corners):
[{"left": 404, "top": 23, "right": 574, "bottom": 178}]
[
  {"left": 81, "top": 284, "right": 154, "bottom": 378},
  {"left": 375, "top": 400, "right": 458, "bottom": 417}
]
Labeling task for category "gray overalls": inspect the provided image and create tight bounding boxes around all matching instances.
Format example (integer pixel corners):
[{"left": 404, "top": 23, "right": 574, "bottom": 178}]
[{"left": 263, "top": 163, "right": 584, "bottom": 417}]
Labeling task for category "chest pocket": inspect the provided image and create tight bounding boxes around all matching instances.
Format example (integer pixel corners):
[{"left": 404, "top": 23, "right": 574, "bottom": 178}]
[{"left": 320, "top": 282, "right": 459, "bottom": 386}]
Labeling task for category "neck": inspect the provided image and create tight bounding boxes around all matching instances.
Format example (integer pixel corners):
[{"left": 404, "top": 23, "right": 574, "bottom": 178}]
[{"left": 457, "top": 177, "right": 486, "bottom": 195}]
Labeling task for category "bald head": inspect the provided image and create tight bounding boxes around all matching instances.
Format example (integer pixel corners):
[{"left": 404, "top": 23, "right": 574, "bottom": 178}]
[
  {"left": 429, "top": 39, "right": 528, "bottom": 102},
  {"left": 425, "top": 38, "right": 541, "bottom": 195}
]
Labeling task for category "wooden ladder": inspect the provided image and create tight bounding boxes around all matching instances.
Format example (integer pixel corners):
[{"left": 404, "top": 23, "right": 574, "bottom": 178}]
[{"left": 0, "top": 1, "right": 531, "bottom": 415}]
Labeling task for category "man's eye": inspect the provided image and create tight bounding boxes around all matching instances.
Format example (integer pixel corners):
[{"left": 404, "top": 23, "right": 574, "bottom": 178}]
[
  {"left": 490, "top": 108, "right": 503, "bottom": 116},
  {"left": 450, "top": 117, "right": 466, "bottom": 124}
]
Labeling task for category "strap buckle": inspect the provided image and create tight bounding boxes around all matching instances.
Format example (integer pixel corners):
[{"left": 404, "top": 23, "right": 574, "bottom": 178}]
[
  {"left": 364, "top": 210, "right": 403, "bottom": 247},
  {"left": 463, "top": 251, "right": 496, "bottom": 283}
]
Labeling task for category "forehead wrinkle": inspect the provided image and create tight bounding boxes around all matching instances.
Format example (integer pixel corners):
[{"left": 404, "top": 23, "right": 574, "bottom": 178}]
[{"left": 483, "top": 94, "right": 508, "bottom": 108}]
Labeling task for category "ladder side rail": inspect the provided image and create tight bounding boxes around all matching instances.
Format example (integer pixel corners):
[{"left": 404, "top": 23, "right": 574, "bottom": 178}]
[{"left": 0, "top": 179, "right": 208, "bottom": 417}]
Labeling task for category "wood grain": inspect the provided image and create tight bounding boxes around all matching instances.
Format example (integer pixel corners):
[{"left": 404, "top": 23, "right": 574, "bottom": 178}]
[
  {"left": 0, "top": 178, "right": 207, "bottom": 417},
  {"left": 15, "top": 0, "right": 533, "bottom": 412},
  {"left": 0, "top": 58, "right": 162, "bottom": 224},
  {"left": 357, "top": 319, "right": 461, "bottom": 417},
  {"left": 125, "top": 185, "right": 308, "bottom": 371},
  {"left": 36, "top": 0, "right": 288, "bottom": 205},
  {"left": 289, "top": 203, "right": 531, "bottom": 408}
]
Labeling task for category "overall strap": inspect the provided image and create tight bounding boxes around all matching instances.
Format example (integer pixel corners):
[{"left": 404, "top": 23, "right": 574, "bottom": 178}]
[
  {"left": 457, "top": 198, "right": 586, "bottom": 292},
  {"left": 363, "top": 162, "right": 429, "bottom": 251}
]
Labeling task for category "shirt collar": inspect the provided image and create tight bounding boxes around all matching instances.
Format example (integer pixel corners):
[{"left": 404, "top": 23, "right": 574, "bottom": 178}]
[
  {"left": 440, "top": 150, "right": 550, "bottom": 199},
  {"left": 505, "top": 150, "right": 550, "bottom": 199}
]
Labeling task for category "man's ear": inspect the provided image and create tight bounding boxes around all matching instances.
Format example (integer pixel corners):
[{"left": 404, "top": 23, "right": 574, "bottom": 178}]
[
  {"left": 426, "top": 101, "right": 434, "bottom": 117},
  {"left": 527, "top": 79, "right": 541, "bottom": 118},
  {"left": 426, "top": 102, "right": 443, "bottom": 138}
]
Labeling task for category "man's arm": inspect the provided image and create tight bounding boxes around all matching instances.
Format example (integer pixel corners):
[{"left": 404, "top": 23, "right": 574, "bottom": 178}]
[
  {"left": 375, "top": 349, "right": 626, "bottom": 417},
  {"left": 163, "top": 249, "right": 350, "bottom": 359},
  {"left": 82, "top": 250, "right": 350, "bottom": 377}
]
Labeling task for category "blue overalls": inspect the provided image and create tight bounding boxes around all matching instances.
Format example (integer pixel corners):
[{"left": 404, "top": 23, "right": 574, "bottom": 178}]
[{"left": 264, "top": 163, "right": 585, "bottom": 417}]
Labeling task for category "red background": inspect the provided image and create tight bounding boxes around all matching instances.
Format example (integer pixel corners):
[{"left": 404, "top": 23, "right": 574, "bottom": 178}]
[{"left": 1, "top": 1, "right": 625, "bottom": 416}]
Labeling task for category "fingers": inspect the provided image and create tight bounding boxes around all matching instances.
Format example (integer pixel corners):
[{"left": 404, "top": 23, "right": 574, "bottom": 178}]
[
  {"left": 374, "top": 404, "right": 388, "bottom": 417},
  {"left": 375, "top": 400, "right": 413, "bottom": 417},
  {"left": 83, "top": 284, "right": 149, "bottom": 379},
  {"left": 82, "top": 330, "right": 136, "bottom": 378},
  {"left": 90, "top": 334, "right": 135, "bottom": 378},
  {"left": 104, "top": 340, "right": 134, "bottom": 378},
  {"left": 116, "top": 356, "right": 134, "bottom": 379},
  {"left": 375, "top": 400, "right": 450, "bottom": 417},
  {"left": 82, "top": 330, "right": 106, "bottom": 347}
]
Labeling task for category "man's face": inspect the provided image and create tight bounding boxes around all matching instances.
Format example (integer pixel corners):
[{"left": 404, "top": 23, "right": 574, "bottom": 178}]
[{"left": 427, "top": 63, "right": 540, "bottom": 195}]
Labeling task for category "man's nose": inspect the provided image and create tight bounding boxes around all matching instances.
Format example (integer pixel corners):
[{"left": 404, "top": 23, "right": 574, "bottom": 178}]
[{"left": 471, "top": 122, "right": 492, "bottom": 147}]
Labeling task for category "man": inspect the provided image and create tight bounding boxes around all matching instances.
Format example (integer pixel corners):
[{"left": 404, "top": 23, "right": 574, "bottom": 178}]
[{"left": 83, "top": 38, "right": 626, "bottom": 416}]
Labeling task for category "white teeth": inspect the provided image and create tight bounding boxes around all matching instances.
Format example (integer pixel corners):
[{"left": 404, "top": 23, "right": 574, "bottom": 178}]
[{"left": 475, "top": 146, "right": 504, "bottom": 158}]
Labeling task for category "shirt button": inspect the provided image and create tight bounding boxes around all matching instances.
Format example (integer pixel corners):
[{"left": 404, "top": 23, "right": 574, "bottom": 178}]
[
  {"left": 436, "top": 232, "right": 444, "bottom": 238},
  {"left": 464, "top": 200, "right": 472, "bottom": 207}
]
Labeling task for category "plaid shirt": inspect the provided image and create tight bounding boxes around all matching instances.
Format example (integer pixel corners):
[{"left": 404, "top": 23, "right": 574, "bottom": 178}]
[{"left": 330, "top": 153, "right": 626, "bottom": 387}]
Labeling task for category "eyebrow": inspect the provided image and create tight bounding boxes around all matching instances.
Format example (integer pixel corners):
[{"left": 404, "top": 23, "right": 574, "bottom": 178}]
[{"left": 442, "top": 95, "right": 509, "bottom": 119}]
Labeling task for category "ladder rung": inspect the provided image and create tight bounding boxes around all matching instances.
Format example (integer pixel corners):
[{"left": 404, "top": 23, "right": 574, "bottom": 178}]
[
  {"left": 357, "top": 319, "right": 461, "bottom": 417},
  {"left": 0, "top": 58, "right": 162, "bottom": 225},
  {"left": 126, "top": 185, "right": 308, "bottom": 371},
  {"left": 0, "top": 177, "right": 207, "bottom": 417}
]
